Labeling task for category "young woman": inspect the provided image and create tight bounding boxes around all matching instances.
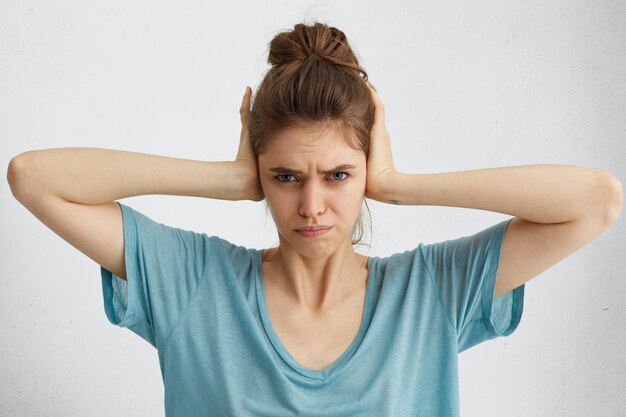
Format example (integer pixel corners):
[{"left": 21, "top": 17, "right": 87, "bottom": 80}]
[{"left": 7, "top": 22, "right": 622, "bottom": 416}]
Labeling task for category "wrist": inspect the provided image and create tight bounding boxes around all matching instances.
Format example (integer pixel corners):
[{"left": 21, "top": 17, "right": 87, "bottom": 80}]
[{"left": 368, "top": 170, "right": 403, "bottom": 204}]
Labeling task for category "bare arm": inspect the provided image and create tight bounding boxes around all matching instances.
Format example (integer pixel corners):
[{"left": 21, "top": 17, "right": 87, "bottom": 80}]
[
  {"left": 7, "top": 88, "right": 260, "bottom": 281},
  {"left": 380, "top": 165, "right": 621, "bottom": 223},
  {"left": 363, "top": 84, "right": 623, "bottom": 297},
  {"left": 377, "top": 166, "right": 623, "bottom": 297},
  {"left": 10, "top": 147, "right": 257, "bottom": 204},
  {"left": 7, "top": 148, "right": 258, "bottom": 280}
]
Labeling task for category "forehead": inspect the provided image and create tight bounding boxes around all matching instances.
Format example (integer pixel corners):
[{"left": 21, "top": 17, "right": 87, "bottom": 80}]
[{"left": 259, "top": 124, "right": 362, "bottom": 163}]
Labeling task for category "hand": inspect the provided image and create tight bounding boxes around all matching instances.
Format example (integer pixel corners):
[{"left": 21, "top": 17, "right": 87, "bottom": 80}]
[
  {"left": 365, "top": 83, "right": 397, "bottom": 202},
  {"left": 235, "top": 86, "right": 265, "bottom": 201}
]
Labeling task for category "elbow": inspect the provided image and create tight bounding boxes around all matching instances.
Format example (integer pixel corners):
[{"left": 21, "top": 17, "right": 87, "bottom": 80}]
[
  {"left": 598, "top": 170, "right": 623, "bottom": 225},
  {"left": 7, "top": 152, "right": 35, "bottom": 203}
]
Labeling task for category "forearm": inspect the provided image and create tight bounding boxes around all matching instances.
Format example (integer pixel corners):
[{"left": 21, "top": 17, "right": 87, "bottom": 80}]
[
  {"left": 382, "top": 164, "right": 621, "bottom": 223},
  {"left": 9, "top": 147, "right": 250, "bottom": 204}
]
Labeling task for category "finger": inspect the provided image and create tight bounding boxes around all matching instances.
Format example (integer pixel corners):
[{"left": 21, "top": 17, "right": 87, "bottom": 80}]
[
  {"left": 240, "top": 86, "right": 251, "bottom": 121},
  {"left": 367, "top": 82, "right": 384, "bottom": 111},
  {"left": 239, "top": 87, "right": 253, "bottom": 146},
  {"left": 368, "top": 88, "right": 386, "bottom": 131}
]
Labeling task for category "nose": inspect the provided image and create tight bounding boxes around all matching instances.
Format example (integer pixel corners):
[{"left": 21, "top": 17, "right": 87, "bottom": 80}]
[{"left": 298, "top": 179, "right": 326, "bottom": 217}]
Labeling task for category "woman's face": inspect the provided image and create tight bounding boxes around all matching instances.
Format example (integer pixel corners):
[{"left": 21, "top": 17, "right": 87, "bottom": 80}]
[{"left": 258, "top": 124, "right": 367, "bottom": 258}]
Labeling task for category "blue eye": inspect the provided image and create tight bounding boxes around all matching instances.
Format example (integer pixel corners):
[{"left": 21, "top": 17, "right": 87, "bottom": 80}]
[
  {"left": 331, "top": 172, "right": 349, "bottom": 181},
  {"left": 276, "top": 174, "right": 295, "bottom": 183},
  {"left": 274, "top": 172, "right": 350, "bottom": 183}
]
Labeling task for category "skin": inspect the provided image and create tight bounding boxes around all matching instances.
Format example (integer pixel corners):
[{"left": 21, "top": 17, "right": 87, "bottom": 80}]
[
  {"left": 235, "top": 83, "right": 395, "bottom": 316},
  {"left": 9, "top": 80, "right": 619, "bottom": 372},
  {"left": 257, "top": 124, "right": 370, "bottom": 313},
  {"left": 236, "top": 84, "right": 624, "bottom": 312},
  {"left": 234, "top": 84, "right": 394, "bottom": 369}
]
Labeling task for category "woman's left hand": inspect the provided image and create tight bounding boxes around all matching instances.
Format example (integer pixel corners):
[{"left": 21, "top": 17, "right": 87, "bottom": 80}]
[{"left": 365, "top": 83, "right": 398, "bottom": 202}]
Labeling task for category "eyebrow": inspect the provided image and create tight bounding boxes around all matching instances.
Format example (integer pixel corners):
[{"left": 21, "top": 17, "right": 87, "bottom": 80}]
[{"left": 269, "top": 164, "right": 357, "bottom": 175}]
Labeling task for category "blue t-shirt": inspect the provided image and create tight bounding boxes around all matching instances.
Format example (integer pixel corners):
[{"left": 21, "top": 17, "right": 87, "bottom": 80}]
[{"left": 101, "top": 202, "right": 524, "bottom": 416}]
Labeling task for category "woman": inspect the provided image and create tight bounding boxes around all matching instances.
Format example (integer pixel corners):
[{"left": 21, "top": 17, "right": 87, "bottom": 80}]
[{"left": 7, "top": 22, "right": 622, "bottom": 416}]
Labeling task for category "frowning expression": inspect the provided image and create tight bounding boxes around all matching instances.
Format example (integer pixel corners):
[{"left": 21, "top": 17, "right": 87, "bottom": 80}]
[{"left": 258, "top": 124, "right": 367, "bottom": 258}]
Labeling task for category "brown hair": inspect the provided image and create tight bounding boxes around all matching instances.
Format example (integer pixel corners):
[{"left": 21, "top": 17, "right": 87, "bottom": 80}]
[{"left": 249, "top": 22, "right": 374, "bottom": 248}]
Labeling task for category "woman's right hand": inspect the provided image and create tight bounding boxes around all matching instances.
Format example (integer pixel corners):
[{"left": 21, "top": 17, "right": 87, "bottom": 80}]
[{"left": 235, "top": 86, "right": 265, "bottom": 202}]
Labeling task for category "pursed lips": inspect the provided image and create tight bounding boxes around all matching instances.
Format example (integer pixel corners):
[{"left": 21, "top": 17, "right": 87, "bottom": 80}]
[{"left": 296, "top": 225, "right": 332, "bottom": 231}]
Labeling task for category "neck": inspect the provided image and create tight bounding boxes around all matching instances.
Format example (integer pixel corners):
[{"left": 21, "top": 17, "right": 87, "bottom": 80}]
[{"left": 264, "top": 242, "right": 368, "bottom": 312}]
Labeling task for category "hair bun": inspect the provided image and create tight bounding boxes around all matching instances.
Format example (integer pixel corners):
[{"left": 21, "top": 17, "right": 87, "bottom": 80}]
[{"left": 268, "top": 22, "right": 368, "bottom": 81}]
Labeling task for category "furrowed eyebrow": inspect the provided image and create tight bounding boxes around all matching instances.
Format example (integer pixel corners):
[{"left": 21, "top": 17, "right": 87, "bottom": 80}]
[{"left": 269, "top": 164, "right": 357, "bottom": 175}]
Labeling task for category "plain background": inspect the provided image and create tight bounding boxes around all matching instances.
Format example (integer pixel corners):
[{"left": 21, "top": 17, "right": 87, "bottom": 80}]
[{"left": 1, "top": 1, "right": 625, "bottom": 416}]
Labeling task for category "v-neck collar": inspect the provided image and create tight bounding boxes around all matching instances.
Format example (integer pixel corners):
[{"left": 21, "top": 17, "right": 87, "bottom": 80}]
[{"left": 254, "top": 249, "right": 376, "bottom": 381}]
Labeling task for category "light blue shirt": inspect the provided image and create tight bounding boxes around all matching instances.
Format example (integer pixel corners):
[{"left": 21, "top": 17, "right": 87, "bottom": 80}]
[{"left": 101, "top": 202, "right": 524, "bottom": 416}]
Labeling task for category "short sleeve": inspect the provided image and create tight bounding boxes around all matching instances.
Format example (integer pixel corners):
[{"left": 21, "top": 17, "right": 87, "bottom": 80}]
[
  {"left": 419, "top": 218, "right": 524, "bottom": 352},
  {"left": 100, "top": 202, "right": 213, "bottom": 348}
]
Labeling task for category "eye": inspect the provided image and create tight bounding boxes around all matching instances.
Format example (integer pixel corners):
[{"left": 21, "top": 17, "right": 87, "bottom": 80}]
[
  {"left": 331, "top": 172, "right": 349, "bottom": 181},
  {"left": 273, "top": 172, "right": 350, "bottom": 183},
  {"left": 275, "top": 174, "right": 295, "bottom": 183}
]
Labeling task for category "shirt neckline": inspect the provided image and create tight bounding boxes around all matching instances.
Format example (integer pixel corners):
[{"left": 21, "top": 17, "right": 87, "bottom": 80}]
[{"left": 254, "top": 249, "right": 375, "bottom": 381}]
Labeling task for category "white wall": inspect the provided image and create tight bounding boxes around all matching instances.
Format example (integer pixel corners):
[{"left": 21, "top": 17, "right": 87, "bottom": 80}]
[{"left": 1, "top": 1, "right": 624, "bottom": 415}]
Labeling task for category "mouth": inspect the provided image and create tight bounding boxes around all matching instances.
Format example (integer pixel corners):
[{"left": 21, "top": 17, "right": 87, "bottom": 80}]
[
  {"left": 295, "top": 226, "right": 333, "bottom": 238},
  {"left": 296, "top": 226, "right": 332, "bottom": 231}
]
